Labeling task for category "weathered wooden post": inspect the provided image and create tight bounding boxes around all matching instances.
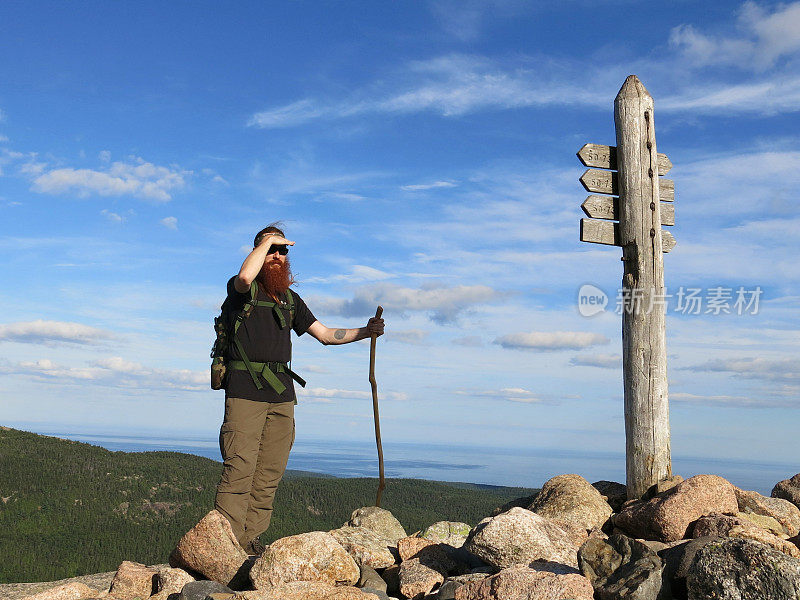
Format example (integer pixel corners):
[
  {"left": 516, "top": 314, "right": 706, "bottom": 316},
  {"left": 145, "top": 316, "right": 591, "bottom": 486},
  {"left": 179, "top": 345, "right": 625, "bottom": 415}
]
[
  {"left": 615, "top": 75, "right": 672, "bottom": 499},
  {"left": 578, "top": 75, "right": 675, "bottom": 499}
]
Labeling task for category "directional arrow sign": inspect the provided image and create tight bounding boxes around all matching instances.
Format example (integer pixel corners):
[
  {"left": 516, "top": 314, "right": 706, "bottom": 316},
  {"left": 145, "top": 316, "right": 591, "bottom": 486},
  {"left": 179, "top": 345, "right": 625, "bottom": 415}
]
[
  {"left": 581, "top": 218, "right": 618, "bottom": 246},
  {"left": 581, "top": 195, "right": 674, "bottom": 226},
  {"left": 577, "top": 143, "right": 672, "bottom": 174},
  {"left": 581, "top": 169, "right": 674, "bottom": 201},
  {"left": 658, "top": 154, "right": 673, "bottom": 175},
  {"left": 577, "top": 144, "right": 617, "bottom": 170},
  {"left": 659, "top": 178, "right": 674, "bottom": 202},
  {"left": 580, "top": 169, "right": 617, "bottom": 195},
  {"left": 580, "top": 219, "right": 676, "bottom": 252},
  {"left": 581, "top": 195, "right": 617, "bottom": 221},
  {"left": 662, "top": 230, "right": 677, "bottom": 252}
]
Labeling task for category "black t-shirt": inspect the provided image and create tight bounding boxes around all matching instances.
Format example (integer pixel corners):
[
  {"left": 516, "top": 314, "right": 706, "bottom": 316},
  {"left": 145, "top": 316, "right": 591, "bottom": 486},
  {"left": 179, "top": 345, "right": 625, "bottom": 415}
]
[{"left": 224, "top": 276, "right": 317, "bottom": 403}]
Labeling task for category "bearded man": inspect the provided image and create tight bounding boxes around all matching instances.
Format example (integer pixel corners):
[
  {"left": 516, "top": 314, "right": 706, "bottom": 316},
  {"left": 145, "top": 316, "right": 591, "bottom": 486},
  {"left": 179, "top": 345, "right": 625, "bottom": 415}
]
[{"left": 214, "top": 223, "right": 384, "bottom": 555}]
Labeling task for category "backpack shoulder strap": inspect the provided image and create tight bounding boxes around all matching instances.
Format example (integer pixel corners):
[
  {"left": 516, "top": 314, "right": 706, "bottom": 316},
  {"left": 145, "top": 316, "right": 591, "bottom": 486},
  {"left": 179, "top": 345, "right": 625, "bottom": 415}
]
[
  {"left": 232, "top": 281, "right": 260, "bottom": 336},
  {"left": 249, "top": 280, "right": 259, "bottom": 303},
  {"left": 285, "top": 289, "right": 295, "bottom": 327}
]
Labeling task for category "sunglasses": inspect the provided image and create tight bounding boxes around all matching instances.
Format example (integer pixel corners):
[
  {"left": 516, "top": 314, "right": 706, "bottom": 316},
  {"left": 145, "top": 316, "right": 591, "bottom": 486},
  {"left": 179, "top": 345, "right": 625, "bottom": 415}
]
[{"left": 267, "top": 244, "right": 289, "bottom": 256}]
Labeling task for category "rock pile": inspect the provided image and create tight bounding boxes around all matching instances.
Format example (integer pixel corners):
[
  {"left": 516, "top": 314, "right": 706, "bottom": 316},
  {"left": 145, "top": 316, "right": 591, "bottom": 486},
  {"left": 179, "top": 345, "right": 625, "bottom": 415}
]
[{"left": 16, "top": 472, "right": 800, "bottom": 600}]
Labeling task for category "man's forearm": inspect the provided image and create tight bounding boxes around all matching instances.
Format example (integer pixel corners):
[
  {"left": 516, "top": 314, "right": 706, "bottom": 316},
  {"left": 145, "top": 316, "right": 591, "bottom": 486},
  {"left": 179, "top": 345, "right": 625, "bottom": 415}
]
[
  {"left": 238, "top": 244, "right": 271, "bottom": 285},
  {"left": 324, "top": 327, "right": 369, "bottom": 345}
]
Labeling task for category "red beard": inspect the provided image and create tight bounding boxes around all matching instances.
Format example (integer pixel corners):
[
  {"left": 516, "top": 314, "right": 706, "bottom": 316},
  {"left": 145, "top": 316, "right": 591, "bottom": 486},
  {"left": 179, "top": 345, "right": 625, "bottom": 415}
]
[{"left": 257, "top": 257, "right": 293, "bottom": 297}]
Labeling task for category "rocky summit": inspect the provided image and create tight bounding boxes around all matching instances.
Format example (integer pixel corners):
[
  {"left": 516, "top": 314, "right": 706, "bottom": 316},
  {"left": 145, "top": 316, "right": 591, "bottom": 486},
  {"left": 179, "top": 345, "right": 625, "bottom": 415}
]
[{"left": 9, "top": 472, "right": 800, "bottom": 600}]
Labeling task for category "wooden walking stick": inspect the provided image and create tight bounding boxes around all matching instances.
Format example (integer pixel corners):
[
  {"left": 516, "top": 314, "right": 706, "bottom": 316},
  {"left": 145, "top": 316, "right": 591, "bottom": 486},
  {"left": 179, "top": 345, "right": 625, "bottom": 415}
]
[{"left": 369, "top": 306, "right": 385, "bottom": 507}]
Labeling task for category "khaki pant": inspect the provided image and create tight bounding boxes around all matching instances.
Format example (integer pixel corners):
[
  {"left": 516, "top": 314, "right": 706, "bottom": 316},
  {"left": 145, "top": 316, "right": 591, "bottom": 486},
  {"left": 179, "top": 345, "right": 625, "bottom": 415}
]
[{"left": 214, "top": 397, "right": 295, "bottom": 547}]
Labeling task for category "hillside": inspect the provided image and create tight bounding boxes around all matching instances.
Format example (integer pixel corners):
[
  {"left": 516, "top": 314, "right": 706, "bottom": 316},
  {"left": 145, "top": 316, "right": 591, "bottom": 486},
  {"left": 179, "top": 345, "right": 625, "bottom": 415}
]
[{"left": 0, "top": 427, "right": 535, "bottom": 584}]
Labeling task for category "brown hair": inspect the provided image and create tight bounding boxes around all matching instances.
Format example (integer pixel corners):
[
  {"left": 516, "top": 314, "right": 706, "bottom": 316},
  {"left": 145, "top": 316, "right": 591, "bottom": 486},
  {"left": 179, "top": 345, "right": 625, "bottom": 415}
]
[{"left": 253, "top": 222, "right": 285, "bottom": 247}]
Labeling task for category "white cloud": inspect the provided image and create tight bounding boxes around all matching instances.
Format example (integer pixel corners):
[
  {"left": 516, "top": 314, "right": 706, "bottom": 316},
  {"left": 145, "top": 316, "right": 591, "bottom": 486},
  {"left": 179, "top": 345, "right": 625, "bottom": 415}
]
[
  {"left": 246, "top": 5, "right": 800, "bottom": 131},
  {"left": 671, "top": 391, "right": 797, "bottom": 409},
  {"left": 0, "top": 108, "right": 5, "bottom": 122},
  {"left": 677, "top": 151, "right": 800, "bottom": 216},
  {"left": 386, "top": 329, "right": 429, "bottom": 345},
  {"left": 160, "top": 216, "right": 178, "bottom": 230},
  {"left": 658, "top": 2, "right": 800, "bottom": 114},
  {"left": 686, "top": 357, "right": 800, "bottom": 383},
  {"left": 401, "top": 180, "right": 458, "bottom": 191},
  {"left": 0, "top": 135, "right": 8, "bottom": 143},
  {"left": 0, "top": 148, "right": 25, "bottom": 176},
  {"left": 669, "top": 2, "right": 800, "bottom": 71},
  {"left": 570, "top": 354, "right": 621, "bottom": 369},
  {"left": 201, "top": 168, "right": 228, "bottom": 185},
  {"left": 298, "top": 386, "right": 407, "bottom": 402},
  {"left": 31, "top": 157, "right": 189, "bottom": 202},
  {"left": 101, "top": 209, "right": 124, "bottom": 223},
  {"left": 311, "top": 281, "right": 504, "bottom": 323},
  {"left": 452, "top": 335, "right": 483, "bottom": 347},
  {"left": 98, "top": 150, "right": 111, "bottom": 162},
  {"left": 0, "top": 356, "right": 207, "bottom": 392},
  {"left": 458, "top": 387, "right": 544, "bottom": 403},
  {"left": 428, "top": 0, "right": 488, "bottom": 42},
  {"left": 305, "top": 265, "right": 394, "bottom": 284},
  {"left": 247, "top": 98, "right": 329, "bottom": 129},
  {"left": 660, "top": 76, "right": 800, "bottom": 115},
  {"left": 494, "top": 331, "right": 609, "bottom": 351},
  {"left": 248, "top": 54, "right": 602, "bottom": 129},
  {"left": 19, "top": 159, "right": 47, "bottom": 176},
  {"left": 0, "top": 320, "right": 116, "bottom": 346}
]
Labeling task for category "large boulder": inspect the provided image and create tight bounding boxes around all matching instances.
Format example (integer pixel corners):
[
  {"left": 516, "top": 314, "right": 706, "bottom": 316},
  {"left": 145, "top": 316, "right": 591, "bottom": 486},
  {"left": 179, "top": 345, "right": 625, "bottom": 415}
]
[
  {"left": 531, "top": 474, "right": 613, "bottom": 532},
  {"left": 329, "top": 526, "right": 396, "bottom": 569},
  {"left": 397, "top": 536, "right": 455, "bottom": 571},
  {"left": 773, "top": 473, "right": 800, "bottom": 509},
  {"left": 357, "top": 563, "right": 387, "bottom": 593},
  {"left": 692, "top": 513, "right": 761, "bottom": 537},
  {"left": 16, "top": 582, "right": 99, "bottom": 600},
  {"left": 396, "top": 536, "right": 456, "bottom": 598},
  {"left": 177, "top": 580, "right": 234, "bottom": 600},
  {"left": 249, "top": 531, "right": 359, "bottom": 590},
  {"left": 593, "top": 480, "right": 628, "bottom": 513},
  {"left": 421, "top": 521, "right": 472, "bottom": 548},
  {"left": 347, "top": 506, "right": 406, "bottom": 544},
  {"left": 659, "top": 536, "right": 721, "bottom": 600},
  {"left": 454, "top": 565, "right": 594, "bottom": 600},
  {"left": 578, "top": 534, "right": 670, "bottom": 600},
  {"left": 153, "top": 566, "right": 195, "bottom": 598},
  {"left": 687, "top": 537, "right": 800, "bottom": 599},
  {"left": 463, "top": 507, "right": 581, "bottom": 569},
  {"left": 613, "top": 475, "right": 738, "bottom": 542},
  {"left": 235, "top": 581, "right": 380, "bottom": 599},
  {"left": 398, "top": 558, "right": 445, "bottom": 599},
  {"left": 736, "top": 511, "right": 786, "bottom": 536},
  {"left": 737, "top": 487, "right": 800, "bottom": 536},
  {"left": 108, "top": 560, "right": 158, "bottom": 600},
  {"left": 170, "top": 510, "right": 248, "bottom": 586},
  {"left": 692, "top": 513, "right": 800, "bottom": 558}
]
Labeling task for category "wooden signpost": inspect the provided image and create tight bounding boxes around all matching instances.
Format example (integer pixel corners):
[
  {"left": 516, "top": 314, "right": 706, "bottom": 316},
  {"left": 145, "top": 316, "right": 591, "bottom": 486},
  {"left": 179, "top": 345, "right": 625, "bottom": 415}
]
[
  {"left": 580, "top": 169, "right": 675, "bottom": 202},
  {"left": 578, "top": 75, "right": 674, "bottom": 499}
]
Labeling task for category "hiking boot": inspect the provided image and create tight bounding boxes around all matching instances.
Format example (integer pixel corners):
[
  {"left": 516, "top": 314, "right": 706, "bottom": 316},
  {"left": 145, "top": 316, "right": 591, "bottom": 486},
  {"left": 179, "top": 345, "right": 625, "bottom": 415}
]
[{"left": 244, "top": 537, "right": 267, "bottom": 556}]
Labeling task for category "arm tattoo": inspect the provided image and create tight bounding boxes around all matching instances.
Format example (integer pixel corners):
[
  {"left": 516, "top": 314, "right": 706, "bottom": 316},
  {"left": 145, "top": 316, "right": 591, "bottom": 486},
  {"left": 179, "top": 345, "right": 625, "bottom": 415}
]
[{"left": 333, "top": 329, "right": 346, "bottom": 340}]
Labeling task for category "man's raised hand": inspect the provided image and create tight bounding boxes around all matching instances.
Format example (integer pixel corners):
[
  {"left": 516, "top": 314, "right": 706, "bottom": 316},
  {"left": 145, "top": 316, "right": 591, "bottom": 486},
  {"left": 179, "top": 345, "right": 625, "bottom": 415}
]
[
  {"left": 367, "top": 316, "right": 385, "bottom": 337},
  {"left": 257, "top": 234, "right": 295, "bottom": 249}
]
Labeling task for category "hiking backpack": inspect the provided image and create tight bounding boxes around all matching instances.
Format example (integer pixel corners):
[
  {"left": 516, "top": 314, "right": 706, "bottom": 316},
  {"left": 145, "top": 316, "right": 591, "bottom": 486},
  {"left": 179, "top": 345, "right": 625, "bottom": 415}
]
[{"left": 210, "top": 281, "right": 305, "bottom": 394}]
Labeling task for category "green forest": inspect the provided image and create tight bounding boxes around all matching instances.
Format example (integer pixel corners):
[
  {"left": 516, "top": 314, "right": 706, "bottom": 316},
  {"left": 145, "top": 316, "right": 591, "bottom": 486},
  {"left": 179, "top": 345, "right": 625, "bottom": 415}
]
[{"left": 0, "top": 427, "right": 535, "bottom": 584}]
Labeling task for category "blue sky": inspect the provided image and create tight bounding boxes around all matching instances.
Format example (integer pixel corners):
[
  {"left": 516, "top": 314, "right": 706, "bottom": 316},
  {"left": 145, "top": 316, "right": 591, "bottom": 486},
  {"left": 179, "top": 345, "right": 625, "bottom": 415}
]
[{"left": 1, "top": 1, "right": 798, "bottom": 481}]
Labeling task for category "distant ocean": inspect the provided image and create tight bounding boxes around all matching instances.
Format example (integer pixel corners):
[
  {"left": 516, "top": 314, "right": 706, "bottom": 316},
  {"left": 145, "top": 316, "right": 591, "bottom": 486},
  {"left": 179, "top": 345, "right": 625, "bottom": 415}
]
[{"left": 33, "top": 430, "right": 796, "bottom": 496}]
